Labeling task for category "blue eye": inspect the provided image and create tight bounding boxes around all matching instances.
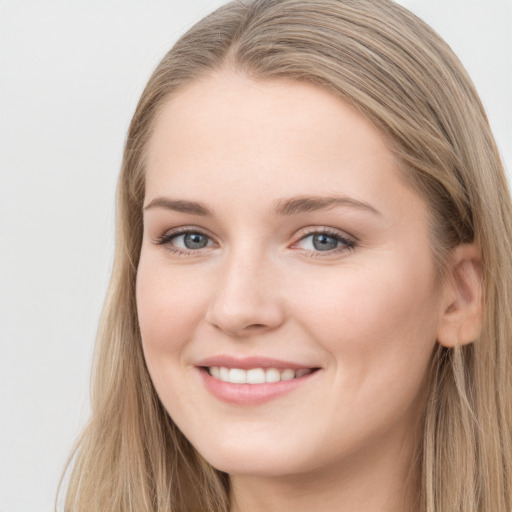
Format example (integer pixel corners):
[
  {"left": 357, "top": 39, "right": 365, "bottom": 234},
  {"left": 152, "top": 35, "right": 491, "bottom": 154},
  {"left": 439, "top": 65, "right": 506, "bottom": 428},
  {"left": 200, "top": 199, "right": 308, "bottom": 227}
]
[
  {"left": 156, "top": 229, "right": 213, "bottom": 253},
  {"left": 155, "top": 227, "right": 355, "bottom": 257},
  {"left": 177, "top": 232, "right": 210, "bottom": 249},
  {"left": 296, "top": 230, "right": 355, "bottom": 254}
]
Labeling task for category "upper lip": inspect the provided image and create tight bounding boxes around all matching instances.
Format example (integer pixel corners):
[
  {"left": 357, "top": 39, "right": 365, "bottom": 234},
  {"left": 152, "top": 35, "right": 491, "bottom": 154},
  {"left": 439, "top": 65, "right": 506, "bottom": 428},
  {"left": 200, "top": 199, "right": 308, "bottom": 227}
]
[{"left": 195, "top": 355, "right": 318, "bottom": 370}]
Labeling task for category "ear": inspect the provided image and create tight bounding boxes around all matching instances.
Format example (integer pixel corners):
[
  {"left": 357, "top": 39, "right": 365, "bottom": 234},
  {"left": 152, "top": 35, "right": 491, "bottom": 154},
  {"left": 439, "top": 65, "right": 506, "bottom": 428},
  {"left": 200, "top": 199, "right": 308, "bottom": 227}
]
[{"left": 436, "top": 244, "right": 483, "bottom": 348}]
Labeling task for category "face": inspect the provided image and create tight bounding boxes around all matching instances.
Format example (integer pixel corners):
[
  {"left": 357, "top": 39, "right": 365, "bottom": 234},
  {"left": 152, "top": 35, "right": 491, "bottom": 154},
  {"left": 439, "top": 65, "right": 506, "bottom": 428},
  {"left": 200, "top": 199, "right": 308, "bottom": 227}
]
[{"left": 136, "top": 73, "right": 445, "bottom": 479}]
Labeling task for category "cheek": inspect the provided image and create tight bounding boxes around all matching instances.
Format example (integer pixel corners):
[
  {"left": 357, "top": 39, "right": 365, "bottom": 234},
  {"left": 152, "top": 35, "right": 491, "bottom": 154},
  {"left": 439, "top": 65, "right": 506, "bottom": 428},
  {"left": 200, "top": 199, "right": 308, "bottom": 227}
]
[
  {"left": 291, "top": 255, "right": 440, "bottom": 386},
  {"left": 283, "top": 257, "right": 440, "bottom": 454},
  {"left": 136, "top": 259, "right": 208, "bottom": 361},
  {"left": 298, "top": 264, "right": 436, "bottom": 330}
]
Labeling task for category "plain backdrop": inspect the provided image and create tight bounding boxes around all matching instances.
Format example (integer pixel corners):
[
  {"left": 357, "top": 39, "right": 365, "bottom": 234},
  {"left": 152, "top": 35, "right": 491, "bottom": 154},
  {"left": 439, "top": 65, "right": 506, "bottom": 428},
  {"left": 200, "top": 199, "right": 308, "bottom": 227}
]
[{"left": 0, "top": 1, "right": 510, "bottom": 511}]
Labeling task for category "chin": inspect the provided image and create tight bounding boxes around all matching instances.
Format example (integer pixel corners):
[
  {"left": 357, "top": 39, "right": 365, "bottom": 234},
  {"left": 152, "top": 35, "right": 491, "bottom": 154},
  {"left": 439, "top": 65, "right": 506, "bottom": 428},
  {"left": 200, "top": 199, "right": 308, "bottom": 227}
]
[
  {"left": 190, "top": 432, "right": 317, "bottom": 477},
  {"left": 205, "top": 454, "right": 302, "bottom": 478}
]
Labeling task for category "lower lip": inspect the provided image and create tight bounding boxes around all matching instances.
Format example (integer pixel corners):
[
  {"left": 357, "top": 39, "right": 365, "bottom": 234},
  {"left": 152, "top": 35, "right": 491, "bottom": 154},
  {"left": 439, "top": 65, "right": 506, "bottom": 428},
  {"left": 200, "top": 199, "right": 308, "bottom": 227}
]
[{"left": 198, "top": 368, "right": 319, "bottom": 405}]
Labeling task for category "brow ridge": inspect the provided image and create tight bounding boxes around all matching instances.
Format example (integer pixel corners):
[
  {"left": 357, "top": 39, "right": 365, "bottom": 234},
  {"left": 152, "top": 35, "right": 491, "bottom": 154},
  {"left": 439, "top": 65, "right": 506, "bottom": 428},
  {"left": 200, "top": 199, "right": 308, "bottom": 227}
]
[
  {"left": 272, "top": 195, "right": 381, "bottom": 216},
  {"left": 143, "top": 195, "right": 380, "bottom": 217},
  {"left": 143, "top": 197, "right": 213, "bottom": 216}
]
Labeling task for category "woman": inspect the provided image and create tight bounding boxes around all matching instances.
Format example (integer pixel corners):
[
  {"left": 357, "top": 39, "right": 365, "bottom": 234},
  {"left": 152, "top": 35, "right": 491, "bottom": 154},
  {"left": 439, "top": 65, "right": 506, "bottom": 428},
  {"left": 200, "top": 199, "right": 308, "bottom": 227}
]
[{"left": 61, "top": 0, "right": 512, "bottom": 510}]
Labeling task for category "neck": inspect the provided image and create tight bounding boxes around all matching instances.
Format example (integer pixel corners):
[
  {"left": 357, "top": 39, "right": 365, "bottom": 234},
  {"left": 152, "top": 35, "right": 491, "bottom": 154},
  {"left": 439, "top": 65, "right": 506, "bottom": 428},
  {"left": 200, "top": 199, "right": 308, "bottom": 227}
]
[{"left": 229, "top": 423, "right": 422, "bottom": 512}]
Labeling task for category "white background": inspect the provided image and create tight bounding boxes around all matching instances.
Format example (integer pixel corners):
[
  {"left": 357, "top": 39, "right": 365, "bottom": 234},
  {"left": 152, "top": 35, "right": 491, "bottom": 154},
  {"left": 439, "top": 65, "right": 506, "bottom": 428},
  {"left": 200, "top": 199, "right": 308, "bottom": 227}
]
[{"left": 0, "top": 1, "right": 510, "bottom": 511}]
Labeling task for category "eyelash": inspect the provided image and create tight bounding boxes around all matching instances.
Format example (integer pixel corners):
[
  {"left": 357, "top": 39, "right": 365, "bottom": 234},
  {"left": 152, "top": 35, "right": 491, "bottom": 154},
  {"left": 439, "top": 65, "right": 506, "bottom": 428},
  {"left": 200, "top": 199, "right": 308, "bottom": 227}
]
[
  {"left": 154, "top": 226, "right": 356, "bottom": 258},
  {"left": 155, "top": 227, "right": 214, "bottom": 257},
  {"left": 297, "top": 228, "right": 356, "bottom": 257}
]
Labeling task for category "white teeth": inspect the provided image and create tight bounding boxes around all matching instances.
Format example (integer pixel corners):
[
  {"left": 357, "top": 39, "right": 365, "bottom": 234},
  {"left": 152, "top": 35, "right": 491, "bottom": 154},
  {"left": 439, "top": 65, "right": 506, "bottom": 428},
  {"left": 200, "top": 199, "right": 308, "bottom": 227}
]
[
  {"left": 266, "top": 368, "right": 281, "bottom": 383},
  {"left": 229, "top": 368, "right": 247, "bottom": 384},
  {"left": 208, "top": 366, "right": 314, "bottom": 384},
  {"left": 280, "top": 368, "right": 295, "bottom": 381},
  {"left": 247, "top": 368, "right": 266, "bottom": 384},
  {"left": 219, "top": 367, "right": 230, "bottom": 382}
]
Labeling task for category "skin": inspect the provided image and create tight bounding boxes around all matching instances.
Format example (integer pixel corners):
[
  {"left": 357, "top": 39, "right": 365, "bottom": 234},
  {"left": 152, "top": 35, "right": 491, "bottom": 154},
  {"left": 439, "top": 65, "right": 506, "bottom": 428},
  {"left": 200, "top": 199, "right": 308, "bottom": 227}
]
[{"left": 136, "top": 72, "right": 478, "bottom": 511}]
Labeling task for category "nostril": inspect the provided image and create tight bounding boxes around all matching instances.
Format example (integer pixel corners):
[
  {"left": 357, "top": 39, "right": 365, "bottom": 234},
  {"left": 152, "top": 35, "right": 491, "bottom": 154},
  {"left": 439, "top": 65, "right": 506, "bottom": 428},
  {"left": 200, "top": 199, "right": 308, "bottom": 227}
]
[{"left": 205, "top": 293, "right": 285, "bottom": 335}]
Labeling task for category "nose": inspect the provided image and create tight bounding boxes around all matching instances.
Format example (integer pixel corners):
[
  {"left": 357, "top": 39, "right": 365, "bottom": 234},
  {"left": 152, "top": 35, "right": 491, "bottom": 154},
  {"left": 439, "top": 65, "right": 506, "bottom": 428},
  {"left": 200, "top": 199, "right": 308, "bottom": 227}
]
[{"left": 205, "top": 248, "right": 285, "bottom": 337}]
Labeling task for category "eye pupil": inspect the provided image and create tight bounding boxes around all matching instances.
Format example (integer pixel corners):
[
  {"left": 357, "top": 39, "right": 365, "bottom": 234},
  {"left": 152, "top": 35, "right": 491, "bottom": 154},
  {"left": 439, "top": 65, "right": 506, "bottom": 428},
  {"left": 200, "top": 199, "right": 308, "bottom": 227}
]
[
  {"left": 184, "top": 233, "right": 208, "bottom": 249},
  {"left": 313, "top": 234, "right": 338, "bottom": 251}
]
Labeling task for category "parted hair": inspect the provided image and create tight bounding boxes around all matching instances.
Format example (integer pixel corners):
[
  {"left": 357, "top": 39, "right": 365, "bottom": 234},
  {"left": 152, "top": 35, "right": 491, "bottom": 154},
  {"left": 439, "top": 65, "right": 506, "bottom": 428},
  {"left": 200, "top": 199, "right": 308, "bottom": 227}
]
[{"left": 60, "top": 1, "right": 512, "bottom": 511}]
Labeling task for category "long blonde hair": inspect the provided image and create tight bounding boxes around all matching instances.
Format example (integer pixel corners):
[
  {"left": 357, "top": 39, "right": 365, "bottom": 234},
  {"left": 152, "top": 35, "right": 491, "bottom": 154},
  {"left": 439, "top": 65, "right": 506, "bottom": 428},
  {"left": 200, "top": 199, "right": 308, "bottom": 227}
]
[{"left": 60, "top": 1, "right": 512, "bottom": 510}]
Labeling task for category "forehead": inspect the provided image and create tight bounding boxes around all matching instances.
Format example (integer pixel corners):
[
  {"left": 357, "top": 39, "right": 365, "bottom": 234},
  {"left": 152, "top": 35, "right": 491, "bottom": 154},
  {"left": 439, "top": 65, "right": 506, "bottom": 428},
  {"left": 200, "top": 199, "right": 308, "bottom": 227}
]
[
  {"left": 147, "top": 73, "right": 390, "bottom": 164},
  {"left": 144, "top": 72, "right": 423, "bottom": 224}
]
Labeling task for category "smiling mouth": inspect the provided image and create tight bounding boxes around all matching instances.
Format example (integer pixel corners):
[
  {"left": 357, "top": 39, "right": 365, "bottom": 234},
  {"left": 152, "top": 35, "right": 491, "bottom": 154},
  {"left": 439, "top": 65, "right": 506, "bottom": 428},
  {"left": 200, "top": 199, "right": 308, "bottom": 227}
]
[{"left": 205, "top": 366, "right": 318, "bottom": 384}]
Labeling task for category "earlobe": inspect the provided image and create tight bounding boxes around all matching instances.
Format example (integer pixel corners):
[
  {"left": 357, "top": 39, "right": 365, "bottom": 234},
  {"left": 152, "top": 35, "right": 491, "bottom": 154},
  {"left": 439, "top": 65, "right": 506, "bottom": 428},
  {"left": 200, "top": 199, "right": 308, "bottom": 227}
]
[{"left": 436, "top": 244, "right": 484, "bottom": 348}]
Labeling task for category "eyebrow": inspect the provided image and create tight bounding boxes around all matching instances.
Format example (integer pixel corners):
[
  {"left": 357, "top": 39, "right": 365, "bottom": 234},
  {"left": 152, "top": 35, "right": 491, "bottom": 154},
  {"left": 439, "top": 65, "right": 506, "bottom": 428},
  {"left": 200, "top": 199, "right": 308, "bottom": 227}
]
[
  {"left": 144, "top": 197, "right": 214, "bottom": 216},
  {"left": 143, "top": 195, "right": 381, "bottom": 217},
  {"left": 272, "top": 195, "right": 381, "bottom": 216}
]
